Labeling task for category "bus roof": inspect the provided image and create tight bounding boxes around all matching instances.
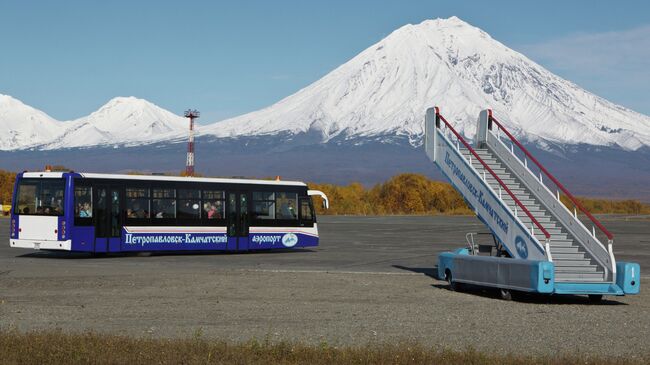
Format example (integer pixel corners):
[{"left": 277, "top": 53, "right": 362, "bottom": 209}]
[{"left": 21, "top": 172, "right": 308, "bottom": 187}]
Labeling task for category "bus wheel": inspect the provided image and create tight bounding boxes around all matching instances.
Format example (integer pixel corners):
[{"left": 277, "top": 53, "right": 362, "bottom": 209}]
[
  {"left": 499, "top": 288, "right": 512, "bottom": 301},
  {"left": 588, "top": 295, "right": 603, "bottom": 304},
  {"left": 136, "top": 252, "right": 153, "bottom": 257}
]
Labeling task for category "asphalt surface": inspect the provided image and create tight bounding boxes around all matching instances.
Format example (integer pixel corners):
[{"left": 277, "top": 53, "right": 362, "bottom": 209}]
[{"left": 1, "top": 215, "right": 649, "bottom": 358}]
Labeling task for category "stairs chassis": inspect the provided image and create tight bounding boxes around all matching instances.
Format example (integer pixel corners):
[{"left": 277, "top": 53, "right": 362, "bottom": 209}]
[{"left": 438, "top": 249, "right": 639, "bottom": 296}]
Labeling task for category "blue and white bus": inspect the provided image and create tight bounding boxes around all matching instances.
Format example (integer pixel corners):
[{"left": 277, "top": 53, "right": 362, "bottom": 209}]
[{"left": 9, "top": 172, "right": 328, "bottom": 253}]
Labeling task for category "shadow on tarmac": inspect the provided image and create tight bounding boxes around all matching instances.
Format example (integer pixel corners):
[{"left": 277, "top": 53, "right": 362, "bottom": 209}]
[
  {"left": 433, "top": 283, "right": 627, "bottom": 305},
  {"left": 393, "top": 264, "right": 627, "bottom": 306},
  {"left": 392, "top": 264, "right": 440, "bottom": 279},
  {"left": 18, "top": 248, "right": 315, "bottom": 260}
]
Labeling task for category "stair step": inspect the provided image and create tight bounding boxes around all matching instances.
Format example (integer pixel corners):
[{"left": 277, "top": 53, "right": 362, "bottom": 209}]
[
  {"left": 555, "top": 273, "right": 605, "bottom": 282},
  {"left": 471, "top": 161, "right": 505, "bottom": 169},
  {"left": 527, "top": 226, "right": 563, "bottom": 234},
  {"left": 552, "top": 253, "right": 586, "bottom": 260},
  {"left": 550, "top": 243, "right": 575, "bottom": 248},
  {"left": 555, "top": 265, "right": 599, "bottom": 273},
  {"left": 550, "top": 238, "right": 574, "bottom": 245},
  {"left": 517, "top": 211, "right": 548, "bottom": 222},
  {"left": 553, "top": 259, "right": 593, "bottom": 266},
  {"left": 549, "top": 246, "right": 579, "bottom": 253},
  {"left": 461, "top": 153, "right": 496, "bottom": 161},
  {"left": 532, "top": 233, "right": 569, "bottom": 241}
]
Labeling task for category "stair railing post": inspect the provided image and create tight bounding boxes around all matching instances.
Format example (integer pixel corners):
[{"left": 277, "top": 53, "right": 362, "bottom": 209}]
[
  {"left": 545, "top": 238, "right": 553, "bottom": 262},
  {"left": 608, "top": 240, "right": 616, "bottom": 282},
  {"left": 476, "top": 109, "right": 490, "bottom": 147}
]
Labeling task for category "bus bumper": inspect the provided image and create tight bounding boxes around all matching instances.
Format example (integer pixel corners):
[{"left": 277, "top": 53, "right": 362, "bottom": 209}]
[{"left": 10, "top": 239, "right": 72, "bottom": 251}]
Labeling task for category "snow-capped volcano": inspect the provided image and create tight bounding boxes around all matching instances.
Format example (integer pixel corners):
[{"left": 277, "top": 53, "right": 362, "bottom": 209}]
[
  {"left": 41, "top": 96, "right": 187, "bottom": 149},
  {"left": 1, "top": 17, "right": 649, "bottom": 152},
  {"left": 0, "top": 94, "right": 65, "bottom": 150},
  {"left": 202, "top": 16, "right": 650, "bottom": 151}
]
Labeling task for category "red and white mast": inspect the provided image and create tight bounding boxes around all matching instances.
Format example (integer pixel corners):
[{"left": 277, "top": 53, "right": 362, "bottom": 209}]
[{"left": 184, "top": 109, "right": 200, "bottom": 176}]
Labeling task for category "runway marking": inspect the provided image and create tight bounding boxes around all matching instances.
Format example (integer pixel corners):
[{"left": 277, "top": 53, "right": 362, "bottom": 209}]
[
  {"left": 236, "top": 268, "right": 424, "bottom": 276},
  {"left": 231, "top": 269, "right": 650, "bottom": 280}
]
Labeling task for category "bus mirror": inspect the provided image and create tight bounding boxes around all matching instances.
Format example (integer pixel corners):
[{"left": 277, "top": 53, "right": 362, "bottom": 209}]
[{"left": 307, "top": 190, "right": 329, "bottom": 210}]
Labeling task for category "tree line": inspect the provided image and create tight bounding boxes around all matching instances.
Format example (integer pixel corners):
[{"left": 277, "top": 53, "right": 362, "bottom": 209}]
[{"left": 0, "top": 168, "right": 648, "bottom": 216}]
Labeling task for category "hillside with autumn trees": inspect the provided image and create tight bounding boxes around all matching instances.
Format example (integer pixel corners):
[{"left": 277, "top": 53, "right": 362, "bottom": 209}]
[
  {"left": 309, "top": 174, "right": 472, "bottom": 215},
  {"left": 0, "top": 168, "right": 648, "bottom": 216}
]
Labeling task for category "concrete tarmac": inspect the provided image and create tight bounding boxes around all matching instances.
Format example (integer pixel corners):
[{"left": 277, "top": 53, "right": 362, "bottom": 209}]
[{"left": 1, "top": 215, "right": 649, "bottom": 358}]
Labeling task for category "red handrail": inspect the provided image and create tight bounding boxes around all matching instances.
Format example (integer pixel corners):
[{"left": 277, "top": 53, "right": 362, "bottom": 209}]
[
  {"left": 487, "top": 110, "right": 614, "bottom": 241},
  {"left": 434, "top": 107, "right": 551, "bottom": 240}
]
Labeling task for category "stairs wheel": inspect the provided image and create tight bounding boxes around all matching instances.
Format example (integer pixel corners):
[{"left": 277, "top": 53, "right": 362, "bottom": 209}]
[
  {"left": 445, "top": 269, "right": 458, "bottom": 291},
  {"left": 588, "top": 295, "right": 603, "bottom": 304},
  {"left": 499, "top": 288, "right": 512, "bottom": 301}
]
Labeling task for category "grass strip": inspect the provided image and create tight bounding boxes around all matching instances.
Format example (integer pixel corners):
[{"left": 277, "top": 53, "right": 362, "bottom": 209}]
[{"left": 0, "top": 329, "right": 647, "bottom": 365}]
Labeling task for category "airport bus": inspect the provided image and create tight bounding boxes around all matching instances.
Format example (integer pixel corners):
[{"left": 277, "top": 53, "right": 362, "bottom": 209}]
[{"left": 9, "top": 171, "right": 328, "bottom": 253}]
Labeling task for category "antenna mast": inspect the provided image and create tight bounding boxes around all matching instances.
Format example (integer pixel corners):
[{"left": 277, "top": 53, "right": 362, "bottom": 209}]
[{"left": 184, "top": 109, "right": 200, "bottom": 176}]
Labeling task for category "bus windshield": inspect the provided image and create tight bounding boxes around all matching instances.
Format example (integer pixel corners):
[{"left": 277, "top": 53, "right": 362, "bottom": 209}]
[{"left": 14, "top": 178, "right": 66, "bottom": 216}]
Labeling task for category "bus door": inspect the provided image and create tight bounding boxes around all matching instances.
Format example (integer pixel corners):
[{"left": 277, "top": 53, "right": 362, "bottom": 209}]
[
  {"left": 227, "top": 192, "right": 249, "bottom": 251},
  {"left": 94, "top": 185, "right": 122, "bottom": 253}
]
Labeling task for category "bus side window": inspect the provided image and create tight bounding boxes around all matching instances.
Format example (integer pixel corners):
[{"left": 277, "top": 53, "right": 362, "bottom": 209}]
[
  {"left": 152, "top": 188, "right": 176, "bottom": 219},
  {"left": 178, "top": 188, "right": 201, "bottom": 219},
  {"left": 299, "top": 198, "right": 314, "bottom": 226},
  {"left": 276, "top": 192, "right": 297, "bottom": 220},
  {"left": 75, "top": 186, "right": 93, "bottom": 218},
  {"left": 203, "top": 190, "right": 225, "bottom": 220},
  {"left": 126, "top": 188, "right": 150, "bottom": 219},
  {"left": 252, "top": 192, "right": 275, "bottom": 220}
]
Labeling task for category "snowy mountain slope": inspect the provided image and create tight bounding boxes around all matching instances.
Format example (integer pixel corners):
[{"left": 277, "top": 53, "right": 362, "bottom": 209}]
[
  {"left": 40, "top": 97, "right": 187, "bottom": 149},
  {"left": 0, "top": 94, "right": 65, "bottom": 150},
  {"left": 201, "top": 16, "right": 650, "bottom": 151},
  {"left": 2, "top": 17, "right": 649, "bottom": 152}
]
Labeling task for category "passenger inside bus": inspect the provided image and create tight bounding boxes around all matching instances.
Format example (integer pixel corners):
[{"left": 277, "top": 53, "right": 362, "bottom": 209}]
[
  {"left": 78, "top": 201, "right": 92, "bottom": 217},
  {"left": 153, "top": 200, "right": 175, "bottom": 219},
  {"left": 278, "top": 200, "right": 296, "bottom": 219},
  {"left": 127, "top": 202, "right": 147, "bottom": 218},
  {"left": 206, "top": 201, "right": 222, "bottom": 219}
]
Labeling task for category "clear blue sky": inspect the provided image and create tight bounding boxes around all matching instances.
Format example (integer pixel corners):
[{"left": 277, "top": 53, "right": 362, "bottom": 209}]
[{"left": 1, "top": 0, "right": 649, "bottom": 122}]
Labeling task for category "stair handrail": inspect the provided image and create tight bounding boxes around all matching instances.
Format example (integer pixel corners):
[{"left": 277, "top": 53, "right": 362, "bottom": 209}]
[
  {"left": 486, "top": 110, "right": 614, "bottom": 243},
  {"left": 434, "top": 108, "right": 551, "bottom": 240}
]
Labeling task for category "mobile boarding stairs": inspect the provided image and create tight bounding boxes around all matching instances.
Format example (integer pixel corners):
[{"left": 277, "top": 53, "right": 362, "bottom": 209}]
[{"left": 426, "top": 107, "right": 640, "bottom": 300}]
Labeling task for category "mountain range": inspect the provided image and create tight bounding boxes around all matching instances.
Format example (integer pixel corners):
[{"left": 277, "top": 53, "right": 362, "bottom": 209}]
[{"left": 1, "top": 17, "right": 649, "bottom": 200}]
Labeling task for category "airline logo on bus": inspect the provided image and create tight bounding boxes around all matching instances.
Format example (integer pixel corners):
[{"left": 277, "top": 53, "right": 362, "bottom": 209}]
[
  {"left": 124, "top": 233, "right": 227, "bottom": 246},
  {"left": 251, "top": 233, "right": 299, "bottom": 247}
]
